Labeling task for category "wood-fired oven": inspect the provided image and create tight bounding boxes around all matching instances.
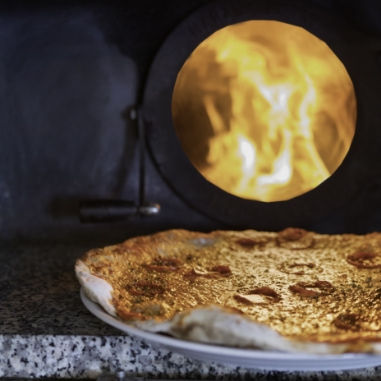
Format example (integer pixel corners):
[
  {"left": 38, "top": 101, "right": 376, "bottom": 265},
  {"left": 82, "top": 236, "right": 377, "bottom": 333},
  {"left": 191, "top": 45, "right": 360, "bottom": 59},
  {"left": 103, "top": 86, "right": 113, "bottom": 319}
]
[
  {"left": 1, "top": 1, "right": 381, "bottom": 379},
  {"left": 0, "top": 0, "right": 381, "bottom": 243},
  {"left": 0, "top": 1, "right": 381, "bottom": 237}
]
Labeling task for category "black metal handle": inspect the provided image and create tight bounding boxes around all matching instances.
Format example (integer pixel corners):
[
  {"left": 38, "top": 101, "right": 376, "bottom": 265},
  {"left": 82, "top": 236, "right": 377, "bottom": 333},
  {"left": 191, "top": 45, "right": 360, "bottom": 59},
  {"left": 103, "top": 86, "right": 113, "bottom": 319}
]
[{"left": 79, "top": 200, "right": 160, "bottom": 223}]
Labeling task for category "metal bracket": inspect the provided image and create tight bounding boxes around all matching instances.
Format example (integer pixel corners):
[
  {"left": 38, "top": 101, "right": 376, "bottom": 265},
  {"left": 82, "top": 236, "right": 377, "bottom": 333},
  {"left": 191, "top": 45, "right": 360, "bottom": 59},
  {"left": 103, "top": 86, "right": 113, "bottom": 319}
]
[{"left": 79, "top": 105, "right": 160, "bottom": 223}]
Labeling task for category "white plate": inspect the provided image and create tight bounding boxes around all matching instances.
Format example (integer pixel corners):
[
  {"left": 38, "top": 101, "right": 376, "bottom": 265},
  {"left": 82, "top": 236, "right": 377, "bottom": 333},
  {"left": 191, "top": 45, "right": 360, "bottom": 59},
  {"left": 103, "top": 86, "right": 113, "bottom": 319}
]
[{"left": 80, "top": 288, "right": 381, "bottom": 371}]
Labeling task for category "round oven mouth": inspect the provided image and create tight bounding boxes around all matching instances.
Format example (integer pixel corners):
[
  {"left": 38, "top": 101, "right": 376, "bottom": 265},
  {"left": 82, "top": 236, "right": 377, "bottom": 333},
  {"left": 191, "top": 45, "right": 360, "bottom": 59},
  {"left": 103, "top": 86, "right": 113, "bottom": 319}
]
[
  {"left": 171, "top": 19, "right": 356, "bottom": 203},
  {"left": 142, "top": 0, "right": 381, "bottom": 230}
]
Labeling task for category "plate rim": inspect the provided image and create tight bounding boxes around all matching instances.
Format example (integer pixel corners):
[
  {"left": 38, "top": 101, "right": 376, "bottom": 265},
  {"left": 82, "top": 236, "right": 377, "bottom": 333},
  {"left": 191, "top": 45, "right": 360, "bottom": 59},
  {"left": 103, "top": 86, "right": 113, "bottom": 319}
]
[{"left": 80, "top": 288, "right": 381, "bottom": 370}]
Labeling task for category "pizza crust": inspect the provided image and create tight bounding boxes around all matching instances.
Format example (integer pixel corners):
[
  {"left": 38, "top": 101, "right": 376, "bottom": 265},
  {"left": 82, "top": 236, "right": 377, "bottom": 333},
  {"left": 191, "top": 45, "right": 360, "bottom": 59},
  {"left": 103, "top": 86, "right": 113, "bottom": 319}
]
[
  {"left": 75, "top": 260, "right": 116, "bottom": 317},
  {"left": 162, "top": 307, "right": 381, "bottom": 354}
]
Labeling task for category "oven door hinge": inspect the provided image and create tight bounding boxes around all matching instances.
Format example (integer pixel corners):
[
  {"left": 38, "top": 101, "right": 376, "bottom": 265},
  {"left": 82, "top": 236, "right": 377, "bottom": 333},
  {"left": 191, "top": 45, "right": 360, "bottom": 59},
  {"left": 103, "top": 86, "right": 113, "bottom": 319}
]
[{"left": 79, "top": 105, "right": 160, "bottom": 223}]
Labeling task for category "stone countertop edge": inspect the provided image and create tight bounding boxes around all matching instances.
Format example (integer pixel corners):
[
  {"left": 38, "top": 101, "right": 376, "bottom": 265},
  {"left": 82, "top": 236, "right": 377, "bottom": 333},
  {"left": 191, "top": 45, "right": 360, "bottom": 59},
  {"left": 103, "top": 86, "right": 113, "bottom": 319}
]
[{"left": 1, "top": 334, "right": 381, "bottom": 380}]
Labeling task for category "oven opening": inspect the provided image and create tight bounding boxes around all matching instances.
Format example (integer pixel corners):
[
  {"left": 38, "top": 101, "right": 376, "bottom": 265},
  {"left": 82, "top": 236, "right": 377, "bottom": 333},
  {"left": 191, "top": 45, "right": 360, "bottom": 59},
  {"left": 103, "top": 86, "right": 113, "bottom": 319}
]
[{"left": 172, "top": 20, "right": 357, "bottom": 202}]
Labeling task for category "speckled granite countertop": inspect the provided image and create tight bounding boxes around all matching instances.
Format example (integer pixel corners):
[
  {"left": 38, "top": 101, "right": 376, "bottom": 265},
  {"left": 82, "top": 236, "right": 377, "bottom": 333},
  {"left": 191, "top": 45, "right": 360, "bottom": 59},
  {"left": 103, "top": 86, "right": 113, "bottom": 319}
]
[{"left": 1, "top": 241, "right": 381, "bottom": 380}]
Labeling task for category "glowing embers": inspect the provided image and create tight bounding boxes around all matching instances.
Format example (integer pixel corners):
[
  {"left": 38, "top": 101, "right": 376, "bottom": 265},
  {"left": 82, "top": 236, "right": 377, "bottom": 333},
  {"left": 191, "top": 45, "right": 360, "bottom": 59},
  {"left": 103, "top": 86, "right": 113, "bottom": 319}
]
[{"left": 172, "top": 20, "right": 356, "bottom": 202}]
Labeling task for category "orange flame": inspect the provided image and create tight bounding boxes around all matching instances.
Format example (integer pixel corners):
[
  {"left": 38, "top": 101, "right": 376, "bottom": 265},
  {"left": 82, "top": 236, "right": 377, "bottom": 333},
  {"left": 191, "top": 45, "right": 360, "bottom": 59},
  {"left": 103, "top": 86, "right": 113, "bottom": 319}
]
[{"left": 172, "top": 20, "right": 356, "bottom": 202}]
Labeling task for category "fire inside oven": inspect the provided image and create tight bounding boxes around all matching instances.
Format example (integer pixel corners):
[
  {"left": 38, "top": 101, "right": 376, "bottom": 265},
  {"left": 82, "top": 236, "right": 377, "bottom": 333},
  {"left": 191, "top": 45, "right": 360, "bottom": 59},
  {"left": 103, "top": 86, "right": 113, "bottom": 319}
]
[{"left": 171, "top": 20, "right": 356, "bottom": 203}]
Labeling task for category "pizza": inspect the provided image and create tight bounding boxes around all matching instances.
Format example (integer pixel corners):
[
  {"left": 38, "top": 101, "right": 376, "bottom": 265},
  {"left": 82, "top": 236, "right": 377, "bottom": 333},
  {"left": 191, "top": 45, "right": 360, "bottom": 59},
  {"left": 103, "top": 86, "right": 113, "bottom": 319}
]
[{"left": 75, "top": 228, "right": 381, "bottom": 354}]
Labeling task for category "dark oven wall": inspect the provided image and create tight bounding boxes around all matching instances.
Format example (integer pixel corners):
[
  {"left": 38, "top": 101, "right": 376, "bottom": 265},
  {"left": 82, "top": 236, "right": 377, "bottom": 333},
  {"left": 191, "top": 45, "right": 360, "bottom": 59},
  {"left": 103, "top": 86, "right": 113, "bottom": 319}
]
[{"left": 0, "top": 0, "right": 380, "bottom": 244}]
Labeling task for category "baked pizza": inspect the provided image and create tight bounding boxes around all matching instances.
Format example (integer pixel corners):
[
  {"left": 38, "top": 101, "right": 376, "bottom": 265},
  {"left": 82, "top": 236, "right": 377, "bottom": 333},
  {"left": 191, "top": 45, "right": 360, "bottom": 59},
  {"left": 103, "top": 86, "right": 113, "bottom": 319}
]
[{"left": 75, "top": 228, "right": 381, "bottom": 354}]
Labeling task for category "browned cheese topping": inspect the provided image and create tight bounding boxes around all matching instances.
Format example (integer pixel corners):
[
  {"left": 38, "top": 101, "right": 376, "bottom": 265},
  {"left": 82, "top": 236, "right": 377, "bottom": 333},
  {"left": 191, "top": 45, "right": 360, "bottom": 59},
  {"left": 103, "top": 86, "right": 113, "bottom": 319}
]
[{"left": 82, "top": 228, "right": 381, "bottom": 344}]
